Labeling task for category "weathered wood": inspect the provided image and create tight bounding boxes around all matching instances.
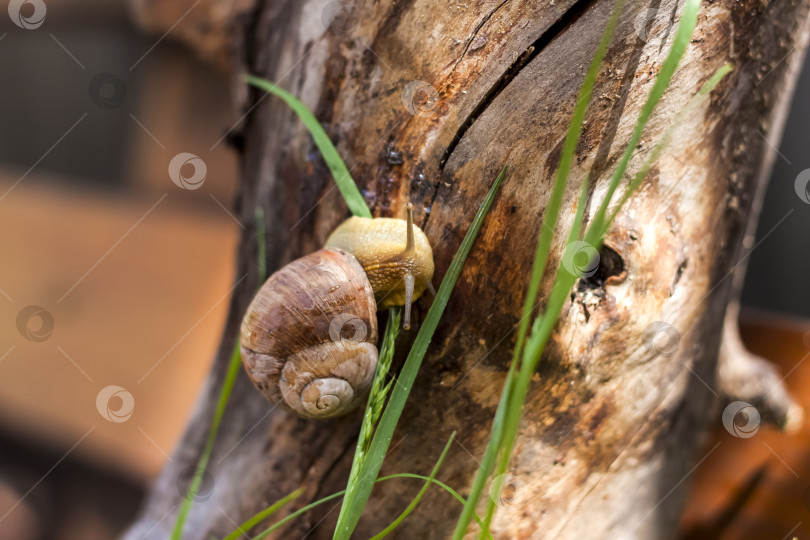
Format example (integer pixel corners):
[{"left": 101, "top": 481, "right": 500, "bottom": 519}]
[{"left": 125, "top": 0, "right": 810, "bottom": 538}]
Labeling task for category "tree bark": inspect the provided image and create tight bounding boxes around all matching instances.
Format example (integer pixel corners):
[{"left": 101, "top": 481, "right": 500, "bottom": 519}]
[{"left": 125, "top": 0, "right": 810, "bottom": 538}]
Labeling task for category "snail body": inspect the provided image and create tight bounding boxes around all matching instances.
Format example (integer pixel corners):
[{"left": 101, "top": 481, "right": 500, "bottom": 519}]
[
  {"left": 326, "top": 204, "right": 434, "bottom": 329},
  {"left": 240, "top": 204, "right": 434, "bottom": 419}
]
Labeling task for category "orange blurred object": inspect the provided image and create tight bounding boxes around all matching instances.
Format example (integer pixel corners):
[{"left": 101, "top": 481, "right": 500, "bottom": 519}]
[{"left": 681, "top": 309, "right": 810, "bottom": 539}]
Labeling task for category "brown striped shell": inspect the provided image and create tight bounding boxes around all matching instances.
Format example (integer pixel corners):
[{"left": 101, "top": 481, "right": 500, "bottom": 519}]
[{"left": 240, "top": 248, "right": 378, "bottom": 419}]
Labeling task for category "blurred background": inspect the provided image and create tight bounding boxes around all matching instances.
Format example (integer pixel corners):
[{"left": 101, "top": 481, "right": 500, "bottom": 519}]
[
  {"left": 0, "top": 1, "right": 239, "bottom": 538},
  {"left": 0, "top": 1, "right": 807, "bottom": 539}
]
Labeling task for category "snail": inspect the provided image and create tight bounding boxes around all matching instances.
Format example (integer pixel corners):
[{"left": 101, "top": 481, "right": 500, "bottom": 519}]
[{"left": 240, "top": 204, "right": 434, "bottom": 419}]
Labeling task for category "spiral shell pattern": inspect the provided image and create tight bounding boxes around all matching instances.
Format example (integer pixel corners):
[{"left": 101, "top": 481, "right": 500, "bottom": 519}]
[{"left": 240, "top": 248, "right": 378, "bottom": 419}]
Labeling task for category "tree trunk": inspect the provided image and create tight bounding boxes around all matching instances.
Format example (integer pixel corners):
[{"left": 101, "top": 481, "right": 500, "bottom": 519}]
[{"left": 124, "top": 0, "right": 810, "bottom": 538}]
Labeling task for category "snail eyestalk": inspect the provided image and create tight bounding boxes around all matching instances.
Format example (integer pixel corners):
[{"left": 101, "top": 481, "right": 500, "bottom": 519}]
[
  {"left": 401, "top": 203, "right": 416, "bottom": 330},
  {"left": 404, "top": 202, "right": 415, "bottom": 253},
  {"left": 403, "top": 274, "right": 415, "bottom": 330}
]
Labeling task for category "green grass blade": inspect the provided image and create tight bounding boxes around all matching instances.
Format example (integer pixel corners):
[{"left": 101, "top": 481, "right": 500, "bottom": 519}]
[
  {"left": 172, "top": 207, "right": 273, "bottom": 539},
  {"left": 244, "top": 472, "right": 488, "bottom": 540},
  {"left": 603, "top": 62, "right": 732, "bottom": 232},
  {"left": 450, "top": 359, "right": 515, "bottom": 540},
  {"left": 568, "top": 175, "right": 590, "bottom": 245},
  {"left": 334, "top": 166, "right": 507, "bottom": 539},
  {"left": 337, "top": 307, "right": 401, "bottom": 532},
  {"left": 254, "top": 492, "right": 345, "bottom": 540},
  {"left": 479, "top": 0, "right": 706, "bottom": 533},
  {"left": 453, "top": 0, "right": 625, "bottom": 534},
  {"left": 585, "top": 0, "right": 701, "bottom": 244},
  {"left": 509, "top": 0, "right": 624, "bottom": 374},
  {"left": 477, "top": 179, "right": 592, "bottom": 537},
  {"left": 222, "top": 488, "right": 304, "bottom": 540},
  {"left": 370, "top": 432, "right": 455, "bottom": 539},
  {"left": 385, "top": 475, "right": 493, "bottom": 539},
  {"left": 362, "top": 307, "right": 401, "bottom": 453},
  {"left": 170, "top": 342, "right": 244, "bottom": 540},
  {"left": 245, "top": 74, "right": 372, "bottom": 219}
]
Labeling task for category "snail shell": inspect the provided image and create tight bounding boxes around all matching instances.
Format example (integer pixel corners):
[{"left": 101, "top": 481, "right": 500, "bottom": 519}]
[{"left": 240, "top": 248, "right": 378, "bottom": 419}]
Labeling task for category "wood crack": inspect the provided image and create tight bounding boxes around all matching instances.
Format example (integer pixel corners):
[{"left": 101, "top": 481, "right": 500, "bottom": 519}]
[
  {"left": 447, "top": 0, "right": 512, "bottom": 77},
  {"left": 437, "top": 0, "right": 599, "bottom": 173}
]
